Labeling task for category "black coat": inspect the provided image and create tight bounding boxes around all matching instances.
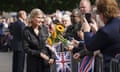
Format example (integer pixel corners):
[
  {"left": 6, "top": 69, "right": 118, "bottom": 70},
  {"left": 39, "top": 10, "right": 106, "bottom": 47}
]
[
  {"left": 23, "top": 26, "right": 50, "bottom": 57},
  {"left": 23, "top": 26, "right": 55, "bottom": 72}
]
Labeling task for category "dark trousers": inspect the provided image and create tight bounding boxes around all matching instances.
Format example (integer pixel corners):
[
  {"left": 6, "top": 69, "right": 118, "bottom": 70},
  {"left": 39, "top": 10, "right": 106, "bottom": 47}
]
[{"left": 12, "top": 51, "right": 25, "bottom": 72}]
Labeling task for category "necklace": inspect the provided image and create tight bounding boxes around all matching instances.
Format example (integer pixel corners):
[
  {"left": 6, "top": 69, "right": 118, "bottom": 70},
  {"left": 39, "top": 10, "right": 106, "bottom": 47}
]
[{"left": 34, "top": 28, "right": 39, "bottom": 35}]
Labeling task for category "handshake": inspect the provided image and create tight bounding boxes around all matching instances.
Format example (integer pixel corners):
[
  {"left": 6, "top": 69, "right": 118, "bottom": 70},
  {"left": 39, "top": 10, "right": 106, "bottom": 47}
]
[
  {"left": 65, "top": 39, "right": 84, "bottom": 51},
  {"left": 65, "top": 39, "right": 93, "bottom": 60}
]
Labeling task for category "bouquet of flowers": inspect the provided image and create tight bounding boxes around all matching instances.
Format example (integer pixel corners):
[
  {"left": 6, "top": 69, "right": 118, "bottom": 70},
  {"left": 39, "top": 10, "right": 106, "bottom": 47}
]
[{"left": 47, "top": 24, "right": 68, "bottom": 47}]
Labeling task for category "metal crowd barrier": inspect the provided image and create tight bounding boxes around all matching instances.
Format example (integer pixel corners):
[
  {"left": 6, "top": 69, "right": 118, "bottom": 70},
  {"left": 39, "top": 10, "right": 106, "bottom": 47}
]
[
  {"left": 110, "top": 58, "right": 120, "bottom": 72},
  {"left": 94, "top": 53, "right": 120, "bottom": 72},
  {"left": 50, "top": 43, "right": 120, "bottom": 72},
  {"left": 94, "top": 53, "right": 104, "bottom": 72}
]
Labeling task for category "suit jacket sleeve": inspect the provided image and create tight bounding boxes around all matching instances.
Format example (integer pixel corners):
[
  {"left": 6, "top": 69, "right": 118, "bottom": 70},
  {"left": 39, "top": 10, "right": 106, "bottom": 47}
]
[{"left": 84, "top": 29, "right": 110, "bottom": 51}]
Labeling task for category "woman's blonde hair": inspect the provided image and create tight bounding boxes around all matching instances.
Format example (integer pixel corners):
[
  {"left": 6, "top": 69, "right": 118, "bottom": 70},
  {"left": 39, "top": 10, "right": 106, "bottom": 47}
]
[
  {"left": 96, "top": 0, "right": 119, "bottom": 19},
  {"left": 29, "top": 8, "right": 44, "bottom": 19},
  {"left": 28, "top": 8, "right": 44, "bottom": 25}
]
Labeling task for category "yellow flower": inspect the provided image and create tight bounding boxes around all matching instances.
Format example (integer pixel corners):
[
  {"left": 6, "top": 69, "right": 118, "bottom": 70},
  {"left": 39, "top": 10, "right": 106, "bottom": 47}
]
[
  {"left": 47, "top": 24, "right": 67, "bottom": 46},
  {"left": 52, "top": 31, "right": 57, "bottom": 38},
  {"left": 47, "top": 38, "right": 52, "bottom": 46},
  {"left": 56, "top": 24, "right": 65, "bottom": 32}
]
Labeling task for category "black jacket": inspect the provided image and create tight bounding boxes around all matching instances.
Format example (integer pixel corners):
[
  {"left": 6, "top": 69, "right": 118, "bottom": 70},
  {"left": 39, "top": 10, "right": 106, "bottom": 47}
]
[{"left": 23, "top": 26, "right": 55, "bottom": 58}]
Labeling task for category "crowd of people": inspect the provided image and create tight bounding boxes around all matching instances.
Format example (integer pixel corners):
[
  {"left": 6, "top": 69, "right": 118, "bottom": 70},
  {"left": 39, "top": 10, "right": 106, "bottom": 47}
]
[{"left": 0, "top": 0, "right": 120, "bottom": 72}]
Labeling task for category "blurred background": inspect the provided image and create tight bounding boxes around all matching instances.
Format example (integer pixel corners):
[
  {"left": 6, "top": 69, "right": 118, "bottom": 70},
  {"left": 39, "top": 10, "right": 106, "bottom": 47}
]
[{"left": 0, "top": 0, "right": 95, "bottom": 14}]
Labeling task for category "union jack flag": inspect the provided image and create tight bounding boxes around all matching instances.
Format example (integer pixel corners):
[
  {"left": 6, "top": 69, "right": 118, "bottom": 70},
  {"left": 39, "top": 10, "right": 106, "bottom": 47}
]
[
  {"left": 78, "top": 56, "right": 95, "bottom": 72},
  {"left": 56, "top": 51, "right": 72, "bottom": 72}
]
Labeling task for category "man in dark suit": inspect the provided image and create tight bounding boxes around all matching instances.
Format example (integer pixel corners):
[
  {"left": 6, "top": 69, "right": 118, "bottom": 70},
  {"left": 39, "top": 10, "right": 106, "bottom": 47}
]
[{"left": 10, "top": 10, "right": 27, "bottom": 72}]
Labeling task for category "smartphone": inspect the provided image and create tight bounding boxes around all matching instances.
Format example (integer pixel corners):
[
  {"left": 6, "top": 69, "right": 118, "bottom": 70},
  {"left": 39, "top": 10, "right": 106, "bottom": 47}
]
[{"left": 85, "top": 13, "right": 92, "bottom": 23}]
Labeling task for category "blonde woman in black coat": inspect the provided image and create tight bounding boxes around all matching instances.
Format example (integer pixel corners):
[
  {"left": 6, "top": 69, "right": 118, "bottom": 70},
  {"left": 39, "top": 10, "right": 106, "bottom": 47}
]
[{"left": 23, "top": 8, "right": 55, "bottom": 72}]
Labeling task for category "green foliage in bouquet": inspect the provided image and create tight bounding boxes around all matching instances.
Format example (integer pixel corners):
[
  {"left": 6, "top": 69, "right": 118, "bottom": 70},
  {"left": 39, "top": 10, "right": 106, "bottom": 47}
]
[{"left": 47, "top": 24, "right": 68, "bottom": 46}]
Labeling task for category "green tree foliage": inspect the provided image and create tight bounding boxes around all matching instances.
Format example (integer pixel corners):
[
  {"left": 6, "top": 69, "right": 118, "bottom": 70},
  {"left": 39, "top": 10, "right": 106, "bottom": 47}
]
[
  {"left": 91, "top": 0, "right": 95, "bottom": 5},
  {"left": 0, "top": 0, "right": 95, "bottom": 13}
]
